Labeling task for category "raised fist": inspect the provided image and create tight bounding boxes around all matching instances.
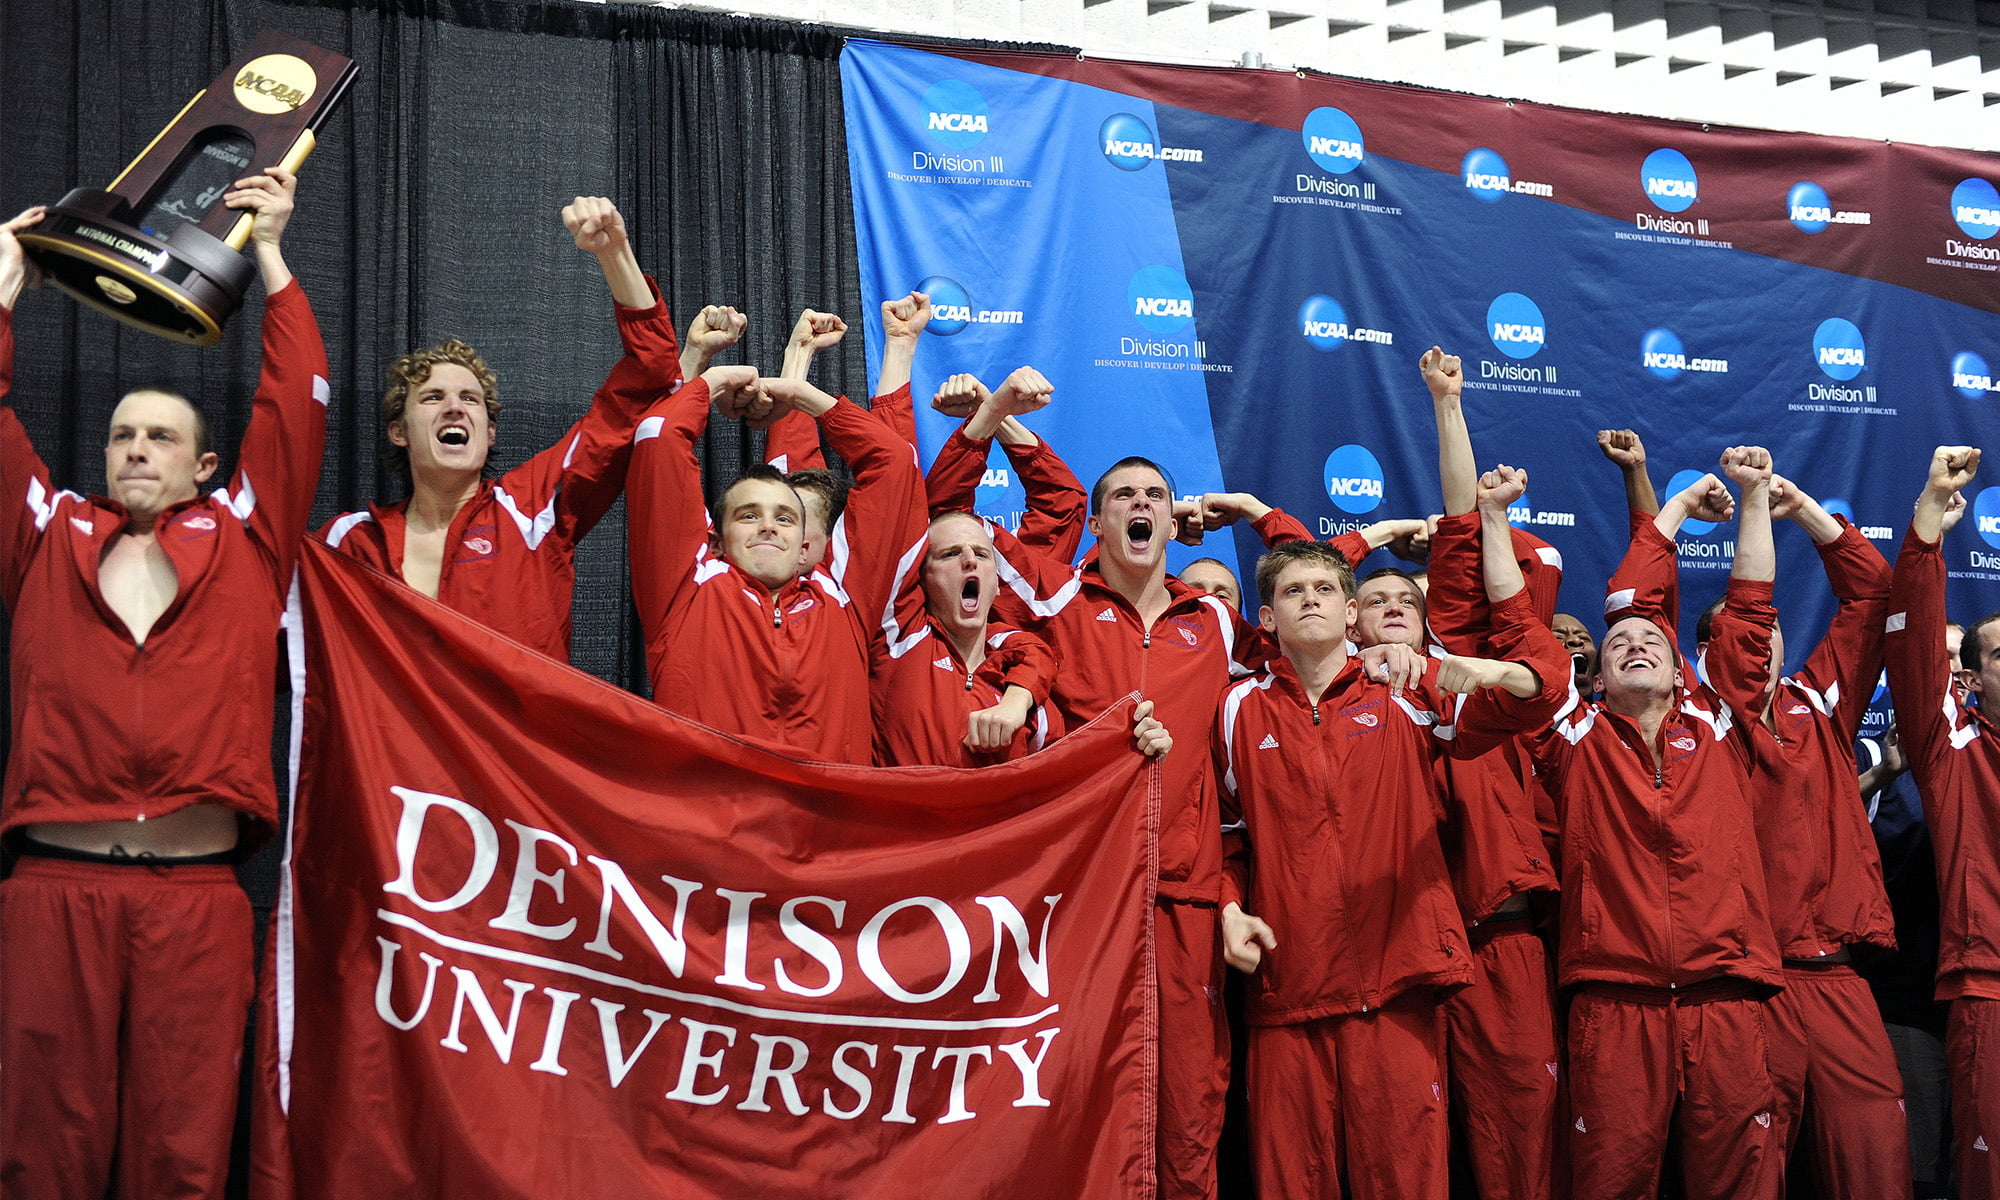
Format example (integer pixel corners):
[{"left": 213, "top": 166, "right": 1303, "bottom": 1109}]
[
  {"left": 561, "top": 196, "right": 627, "bottom": 255},
  {"left": 1418, "top": 345, "right": 1463, "bottom": 403},
  {"left": 1597, "top": 429, "right": 1647, "bottom": 470},
  {"left": 883, "top": 291, "right": 932, "bottom": 341},
  {"left": 932, "top": 373, "right": 989, "bottom": 419},
  {"left": 990, "top": 366, "right": 1053, "bottom": 417}
]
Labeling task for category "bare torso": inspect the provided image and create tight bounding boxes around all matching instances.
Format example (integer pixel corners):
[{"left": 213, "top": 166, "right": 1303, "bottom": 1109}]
[
  {"left": 26, "top": 803, "right": 240, "bottom": 856},
  {"left": 401, "top": 518, "right": 447, "bottom": 598},
  {"left": 99, "top": 530, "right": 177, "bottom": 643}
]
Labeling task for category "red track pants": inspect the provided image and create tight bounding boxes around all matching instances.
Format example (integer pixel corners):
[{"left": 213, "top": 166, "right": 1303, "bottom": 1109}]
[
  {"left": 1, "top": 856, "right": 254, "bottom": 1200},
  {"left": 1442, "top": 921, "right": 1564, "bottom": 1200},
  {"left": 1248, "top": 990, "right": 1447, "bottom": 1199},
  {"left": 1566, "top": 983, "right": 1780, "bottom": 1200}
]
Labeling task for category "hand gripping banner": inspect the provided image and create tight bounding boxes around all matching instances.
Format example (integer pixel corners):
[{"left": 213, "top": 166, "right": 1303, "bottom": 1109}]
[{"left": 254, "top": 541, "right": 1160, "bottom": 1198}]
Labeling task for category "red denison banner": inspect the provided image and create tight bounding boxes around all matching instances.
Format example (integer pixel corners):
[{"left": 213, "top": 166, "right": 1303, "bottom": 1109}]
[{"left": 252, "top": 542, "right": 1160, "bottom": 1199}]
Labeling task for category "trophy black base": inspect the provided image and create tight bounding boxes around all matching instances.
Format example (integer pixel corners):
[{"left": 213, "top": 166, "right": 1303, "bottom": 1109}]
[{"left": 18, "top": 189, "right": 254, "bottom": 347}]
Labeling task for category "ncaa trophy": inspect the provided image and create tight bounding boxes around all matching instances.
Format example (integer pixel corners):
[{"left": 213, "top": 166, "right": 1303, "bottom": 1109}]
[{"left": 18, "top": 30, "right": 355, "bottom": 346}]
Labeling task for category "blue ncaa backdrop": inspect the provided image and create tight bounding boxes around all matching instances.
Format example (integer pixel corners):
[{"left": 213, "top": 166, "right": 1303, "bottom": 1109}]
[{"left": 840, "top": 39, "right": 2000, "bottom": 731}]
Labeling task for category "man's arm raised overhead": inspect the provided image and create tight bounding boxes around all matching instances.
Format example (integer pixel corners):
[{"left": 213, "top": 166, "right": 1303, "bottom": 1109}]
[
  {"left": 762, "top": 307, "right": 846, "bottom": 473},
  {"left": 1598, "top": 428, "right": 1660, "bottom": 518},
  {"left": 523, "top": 197, "right": 683, "bottom": 543},
  {"left": 1704, "top": 446, "right": 1781, "bottom": 723},
  {"left": 1771, "top": 472, "right": 1893, "bottom": 741},
  {"left": 0, "top": 206, "right": 58, "bottom": 601},
  {"left": 926, "top": 367, "right": 1093, "bottom": 561},
  {"left": 1885, "top": 446, "right": 1980, "bottom": 787},
  {"left": 626, "top": 365, "right": 759, "bottom": 642},
  {"left": 215, "top": 167, "right": 330, "bottom": 581}
]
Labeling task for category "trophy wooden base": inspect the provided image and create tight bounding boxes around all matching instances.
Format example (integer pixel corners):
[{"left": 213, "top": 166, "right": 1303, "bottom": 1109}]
[{"left": 19, "top": 189, "right": 255, "bottom": 347}]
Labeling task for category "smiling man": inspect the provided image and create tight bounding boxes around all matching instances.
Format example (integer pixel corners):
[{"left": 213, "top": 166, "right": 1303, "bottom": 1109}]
[
  {"left": 1528, "top": 461, "right": 1786, "bottom": 1200},
  {"left": 626, "top": 366, "right": 927, "bottom": 760},
  {"left": 0, "top": 173, "right": 328, "bottom": 1198},
  {"left": 321, "top": 196, "right": 679, "bottom": 661}
]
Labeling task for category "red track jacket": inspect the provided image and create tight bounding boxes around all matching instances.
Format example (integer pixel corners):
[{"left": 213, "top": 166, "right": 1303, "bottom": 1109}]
[
  {"left": 1701, "top": 522, "right": 1897, "bottom": 960},
  {"left": 1886, "top": 528, "right": 2000, "bottom": 999},
  {"left": 0, "top": 284, "right": 328, "bottom": 846},
  {"left": 1527, "top": 521, "right": 1784, "bottom": 991},
  {"left": 628, "top": 378, "right": 926, "bottom": 762},
  {"left": 988, "top": 505, "right": 1306, "bottom": 902},
  {"left": 869, "top": 614, "right": 1061, "bottom": 766},
  {"left": 1215, "top": 588, "right": 1569, "bottom": 1024},
  {"left": 322, "top": 283, "right": 679, "bottom": 661}
]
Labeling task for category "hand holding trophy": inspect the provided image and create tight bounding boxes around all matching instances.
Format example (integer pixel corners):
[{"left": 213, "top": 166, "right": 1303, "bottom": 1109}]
[{"left": 18, "top": 30, "right": 355, "bottom": 344}]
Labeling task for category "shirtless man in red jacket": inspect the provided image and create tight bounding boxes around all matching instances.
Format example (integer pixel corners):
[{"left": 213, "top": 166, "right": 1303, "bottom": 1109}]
[
  {"left": 322, "top": 196, "right": 680, "bottom": 661},
  {"left": 0, "top": 172, "right": 328, "bottom": 1199}
]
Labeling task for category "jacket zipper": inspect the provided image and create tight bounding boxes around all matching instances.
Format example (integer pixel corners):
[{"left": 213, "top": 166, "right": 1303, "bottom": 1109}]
[{"left": 1654, "top": 721, "right": 1673, "bottom": 986}]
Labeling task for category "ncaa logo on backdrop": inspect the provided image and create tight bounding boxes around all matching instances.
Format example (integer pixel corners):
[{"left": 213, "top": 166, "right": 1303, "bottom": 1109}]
[
  {"left": 922, "top": 80, "right": 989, "bottom": 149},
  {"left": 1641, "top": 149, "right": 1698, "bottom": 213},
  {"left": 1302, "top": 107, "right": 1365, "bottom": 174},
  {"left": 1789, "top": 181, "right": 1832, "bottom": 233},
  {"left": 1666, "top": 469, "right": 1718, "bottom": 536},
  {"left": 1505, "top": 490, "right": 1579, "bottom": 530},
  {"left": 1954, "top": 178, "right": 2000, "bottom": 239},
  {"left": 1461, "top": 147, "right": 1554, "bottom": 200},
  {"left": 1487, "top": 292, "right": 1546, "bottom": 359},
  {"left": 1324, "top": 444, "right": 1386, "bottom": 514},
  {"left": 1298, "top": 295, "right": 1394, "bottom": 351},
  {"left": 1128, "top": 265, "right": 1194, "bottom": 334},
  {"left": 1643, "top": 328, "right": 1687, "bottom": 379},
  {"left": 1975, "top": 487, "right": 2000, "bottom": 551},
  {"left": 1463, "top": 148, "right": 1511, "bottom": 202},
  {"left": 1784, "top": 179, "right": 1873, "bottom": 231},
  {"left": 1641, "top": 327, "right": 1728, "bottom": 378},
  {"left": 1783, "top": 180, "right": 1872, "bottom": 232},
  {"left": 1301, "top": 295, "right": 1351, "bottom": 350},
  {"left": 917, "top": 275, "right": 973, "bottom": 335},
  {"left": 1813, "top": 318, "right": 1866, "bottom": 381},
  {"left": 1098, "top": 112, "right": 1202, "bottom": 169},
  {"left": 1101, "top": 113, "right": 1157, "bottom": 171},
  {"left": 1954, "top": 350, "right": 1999, "bottom": 397},
  {"left": 975, "top": 456, "right": 1028, "bottom": 525}
]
